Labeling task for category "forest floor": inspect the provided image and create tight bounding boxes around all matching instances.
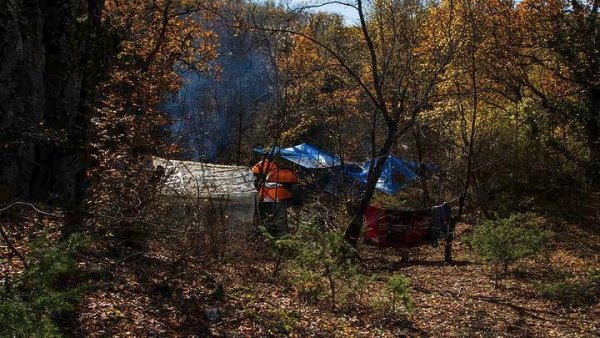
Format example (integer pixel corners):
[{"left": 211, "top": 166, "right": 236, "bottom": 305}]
[
  {"left": 73, "top": 222, "right": 600, "bottom": 337},
  {"left": 3, "top": 212, "right": 598, "bottom": 337}
]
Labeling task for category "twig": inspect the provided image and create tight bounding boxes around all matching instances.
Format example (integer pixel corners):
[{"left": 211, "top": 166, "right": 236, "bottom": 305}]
[
  {"left": 0, "top": 202, "right": 61, "bottom": 217},
  {"left": 0, "top": 202, "right": 61, "bottom": 269},
  {"left": 0, "top": 223, "right": 27, "bottom": 268}
]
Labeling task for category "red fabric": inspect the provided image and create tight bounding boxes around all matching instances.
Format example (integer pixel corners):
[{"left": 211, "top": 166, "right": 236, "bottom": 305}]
[
  {"left": 365, "top": 206, "right": 385, "bottom": 245},
  {"left": 364, "top": 205, "right": 430, "bottom": 248}
]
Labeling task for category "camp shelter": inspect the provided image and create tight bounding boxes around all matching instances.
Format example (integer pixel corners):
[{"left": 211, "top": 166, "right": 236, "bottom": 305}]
[
  {"left": 254, "top": 143, "right": 341, "bottom": 169},
  {"left": 345, "top": 155, "right": 419, "bottom": 196},
  {"left": 152, "top": 157, "right": 257, "bottom": 224},
  {"left": 251, "top": 159, "right": 278, "bottom": 175},
  {"left": 254, "top": 143, "right": 434, "bottom": 197}
]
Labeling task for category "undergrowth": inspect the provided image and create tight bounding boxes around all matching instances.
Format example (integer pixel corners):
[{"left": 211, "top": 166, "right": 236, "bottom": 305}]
[
  {"left": 537, "top": 268, "right": 600, "bottom": 307},
  {"left": 0, "top": 233, "right": 89, "bottom": 337},
  {"left": 262, "top": 220, "right": 413, "bottom": 316}
]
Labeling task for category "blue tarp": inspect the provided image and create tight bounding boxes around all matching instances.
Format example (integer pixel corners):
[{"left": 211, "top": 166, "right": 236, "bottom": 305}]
[
  {"left": 345, "top": 156, "right": 419, "bottom": 195},
  {"left": 255, "top": 143, "right": 427, "bottom": 196},
  {"left": 255, "top": 143, "right": 341, "bottom": 169}
]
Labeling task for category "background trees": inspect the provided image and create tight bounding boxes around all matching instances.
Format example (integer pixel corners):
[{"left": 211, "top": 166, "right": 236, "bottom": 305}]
[
  {"left": 3, "top": 0, "right": 597, "bottom": 260},
  {"left": 519, "top": 0, "right": 600, "bottom": 187},
  {"left": 88, "top": 0, "right": 218, "bottom": 215}
]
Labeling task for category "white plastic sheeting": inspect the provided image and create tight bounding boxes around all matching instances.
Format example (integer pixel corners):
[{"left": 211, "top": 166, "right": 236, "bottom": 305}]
[{"left": 153, "top": 157, "right": 257, "bottom": 224}]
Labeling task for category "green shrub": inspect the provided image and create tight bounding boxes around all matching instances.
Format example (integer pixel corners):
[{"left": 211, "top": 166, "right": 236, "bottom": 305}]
[
  {"left": 387, "top": 274, "right": 414, "bottom": 314},
  {"left": 370, "top": 273, "right": 414, "bottom": 317},
  {"left": 465, "top": 213, "right": 552, "bottom": 281},
  {"left": 267, "top": 308, "right": 300, "bottom": 335},
  {"left": 260, "top": 227, "right": 298, "bottom": 278},
  {"left": 269, "top": 221, "right": 361, "bottom": 309},
  {"left": 0, "top": 234, "right": 88, "bottom": 337}
]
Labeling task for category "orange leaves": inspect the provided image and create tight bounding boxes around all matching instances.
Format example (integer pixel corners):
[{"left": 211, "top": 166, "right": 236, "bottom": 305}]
[{"left": 88, "top": 0, "right": 218, "bottom": 217}]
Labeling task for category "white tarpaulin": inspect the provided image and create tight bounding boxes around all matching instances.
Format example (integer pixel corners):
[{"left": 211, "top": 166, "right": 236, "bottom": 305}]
[{"left": 153, "top": 157, "right": 257, "bottom": 224}]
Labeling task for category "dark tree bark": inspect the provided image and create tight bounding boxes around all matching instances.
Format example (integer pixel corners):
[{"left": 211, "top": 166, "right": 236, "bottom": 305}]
[{"left": 0, "top": 0, "right": 106, "bottom": 210}]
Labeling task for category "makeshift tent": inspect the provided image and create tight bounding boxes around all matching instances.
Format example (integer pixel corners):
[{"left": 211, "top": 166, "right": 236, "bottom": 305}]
[
  {"left": 255, "top": 143, "right": 341, "bottom": 169},
  {"left": 259, "top": 183, "right": 293, "bottom": 202},
  {"left": 152, "top": 157, "right": 257, "bottom": 224},
  {"left": 345, "top": 156, "right": 419, "bottom": 196},
  {"left": 255, "top": 143, "right": 430, "bottom": 195},
  {"left": 252, "top": 159, "right": 278, "bottom": 175},
  {"left": 266, "top": 169, "right": 299, "bottom": 184}
]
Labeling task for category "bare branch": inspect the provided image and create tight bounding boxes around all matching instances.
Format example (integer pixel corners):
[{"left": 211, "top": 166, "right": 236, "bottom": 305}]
[{"left": 291, "top": 1, "right": 358, "bottom": 12}]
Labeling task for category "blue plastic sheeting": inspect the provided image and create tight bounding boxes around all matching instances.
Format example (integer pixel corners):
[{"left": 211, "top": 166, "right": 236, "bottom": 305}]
[
  {"left": 345, "top": 156, "right": 419, "bottom": 195},
  {"left": 255, "top": 143, "right": 341, "bottom": 169}
]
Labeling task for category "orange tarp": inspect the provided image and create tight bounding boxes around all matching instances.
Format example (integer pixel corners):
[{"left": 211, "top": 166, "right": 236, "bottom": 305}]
[
  {"left": 252, "top": 160, "right": 278, "bottom": 175},
  {"left": 259, "top": 183, "right": 292, "bottom": 202},
  {"left": 266, "top": 169, "right": 299, "bottom": 184}
]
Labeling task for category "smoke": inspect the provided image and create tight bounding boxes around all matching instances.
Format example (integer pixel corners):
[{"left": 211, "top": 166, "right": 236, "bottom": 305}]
[{"left": 164, "top": 12, "right": 275, "bottom": 163}]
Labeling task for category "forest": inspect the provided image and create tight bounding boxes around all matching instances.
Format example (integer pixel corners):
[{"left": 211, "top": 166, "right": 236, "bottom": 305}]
[{"left": 0, "top": 0, "right": 599, "bottom": 336}]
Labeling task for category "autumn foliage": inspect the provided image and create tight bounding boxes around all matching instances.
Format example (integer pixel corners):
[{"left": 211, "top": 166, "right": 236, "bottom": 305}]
[
  {"left": 89, "top": 0, "right": 218, "bottom": 220},
  {"left": 1, "top": 0, "right": 599, "bottom": 336}
]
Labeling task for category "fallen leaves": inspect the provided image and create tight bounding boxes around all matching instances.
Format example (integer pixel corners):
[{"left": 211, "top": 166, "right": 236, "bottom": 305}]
[{"left": 69, "top": 222, "right": 600, "bottom": 336}]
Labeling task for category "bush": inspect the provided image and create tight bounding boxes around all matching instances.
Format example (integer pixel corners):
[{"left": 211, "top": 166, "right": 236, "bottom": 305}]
[
  {"left": 260, "top": 227, "right": 298, "bottom": 278},
  {"left": 386, "top": 274, "right": 414, "bottom": 314},
  {"left": 370, "top": 273, "right": 414, "bottom": 317},
  {"left": 267, "top": 220, "right": 362, "bottom": 309},
  {"left": 267, "top": 308, "right": 300, "bottom": 335},
  {"left": 0, "top": 234, "right": 88, "bottom": 337},
  {"left": 465, "top": 213, "right": 552, "bottom": 281}
]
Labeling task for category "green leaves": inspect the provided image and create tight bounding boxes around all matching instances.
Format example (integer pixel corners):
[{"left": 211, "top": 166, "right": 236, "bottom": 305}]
[
  {"left": 0, "top": 234, "right": 89, "bottom": 337},
  {"left": 466, "top": 213, "right": 552, "bottom": 278},
  {"left": 386, "top": 274, "right": 414, "bottom": 314}
]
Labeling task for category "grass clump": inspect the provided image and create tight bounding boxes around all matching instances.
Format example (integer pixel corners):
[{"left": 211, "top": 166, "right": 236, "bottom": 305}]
[{"left": 370, "top": 273, "right": 414, "bottom": 318}]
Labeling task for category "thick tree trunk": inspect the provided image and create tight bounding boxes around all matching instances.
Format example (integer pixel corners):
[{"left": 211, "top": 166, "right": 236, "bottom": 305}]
[
  {"left": 1, "top": 0, "right": 46, "bottom": 201},
  {"left": 1, "top": 0, "right": 76, "bottom": 202},
  {"left": 1, "top": 0, "right": 108, "bottom": 240},
  {"left": 0, "top": 1, "right": 104, "bottom": 208}
]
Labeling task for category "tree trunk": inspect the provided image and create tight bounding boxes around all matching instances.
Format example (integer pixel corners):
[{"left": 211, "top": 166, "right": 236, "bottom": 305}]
[
  {"left": 446, "top": 3, "right": 479, "bottom": 263},
  {"left": 1, "top": 1, "right": 107, "bottom": 239},
  {"left": 344, "top": 122, "right": 397, "bottom": 247},
  {"left": 0, "top": 0, "right": 105, "bottom": 208}
]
